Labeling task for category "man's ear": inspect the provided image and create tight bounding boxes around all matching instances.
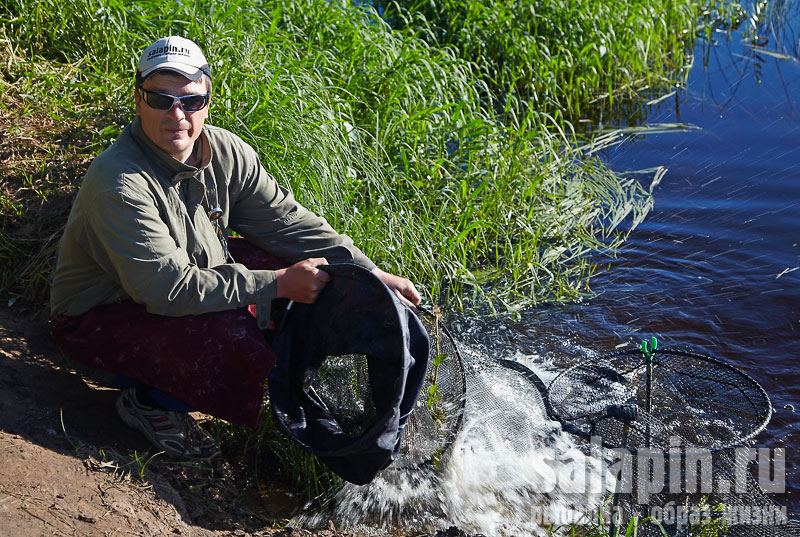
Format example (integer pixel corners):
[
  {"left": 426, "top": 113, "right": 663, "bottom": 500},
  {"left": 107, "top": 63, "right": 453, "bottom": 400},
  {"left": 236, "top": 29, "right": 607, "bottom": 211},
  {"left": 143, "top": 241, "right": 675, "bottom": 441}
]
[{"left": 133, "top": 88, "right": 142, "bottom": 116}]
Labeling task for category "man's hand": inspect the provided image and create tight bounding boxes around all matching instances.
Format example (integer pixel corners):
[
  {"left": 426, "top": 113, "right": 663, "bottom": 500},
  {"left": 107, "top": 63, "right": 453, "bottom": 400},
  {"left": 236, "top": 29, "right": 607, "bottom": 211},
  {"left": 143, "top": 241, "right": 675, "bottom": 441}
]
[
  {"left": 275, "top": 258, "right": 331, "bottom": 303},
  {"left": 371, "top": 267, "right": 422, "bottom": 309}
]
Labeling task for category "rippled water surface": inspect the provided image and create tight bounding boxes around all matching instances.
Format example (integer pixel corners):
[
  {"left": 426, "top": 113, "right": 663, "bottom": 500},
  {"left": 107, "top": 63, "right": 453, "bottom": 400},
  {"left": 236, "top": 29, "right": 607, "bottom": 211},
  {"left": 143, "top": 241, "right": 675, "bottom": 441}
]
[
  {"left": 454, "top": 10, "right": 800, "bottom": 521},
  {"left": 312, "top": 9, "right": 800, "bottom": 534}
]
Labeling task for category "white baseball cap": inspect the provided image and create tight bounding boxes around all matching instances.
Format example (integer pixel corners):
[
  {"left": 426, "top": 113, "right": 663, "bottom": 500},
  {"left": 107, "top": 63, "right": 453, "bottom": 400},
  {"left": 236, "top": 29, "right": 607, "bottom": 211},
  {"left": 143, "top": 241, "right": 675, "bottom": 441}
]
[{"left": 137, "top": 36, "right": 211, "bottom": 81}]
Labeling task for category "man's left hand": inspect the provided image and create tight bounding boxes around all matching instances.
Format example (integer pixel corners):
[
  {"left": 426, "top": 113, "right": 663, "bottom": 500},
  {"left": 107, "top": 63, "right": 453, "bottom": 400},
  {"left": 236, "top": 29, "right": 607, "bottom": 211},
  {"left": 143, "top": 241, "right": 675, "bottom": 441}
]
[{"left": 371, "top": 267, "right": 422, "bottom": 309}]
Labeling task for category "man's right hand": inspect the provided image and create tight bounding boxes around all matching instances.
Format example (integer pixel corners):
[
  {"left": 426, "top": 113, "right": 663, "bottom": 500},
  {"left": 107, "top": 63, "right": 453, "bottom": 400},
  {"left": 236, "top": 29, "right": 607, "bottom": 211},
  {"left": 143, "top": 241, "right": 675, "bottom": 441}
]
[{"left": 274, "top": 258, "right": 331, "bottom": 303}]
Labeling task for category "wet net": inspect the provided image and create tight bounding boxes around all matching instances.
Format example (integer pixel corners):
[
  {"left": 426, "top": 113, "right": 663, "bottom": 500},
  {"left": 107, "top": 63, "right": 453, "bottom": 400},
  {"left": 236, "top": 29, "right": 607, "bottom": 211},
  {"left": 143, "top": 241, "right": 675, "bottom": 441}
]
[
  {"left": 309, "top": 309, "right": 466, "bottom": 470},
  {"left": 309, "top": 353, "right": 377, "bottom": 438},
  {"left": 604, "top": 445, "right": 799, "bottom": 537},
  {"left": 546, "top": 347, "right": 797, "bottom": 536},
  {"left": 298, "top": 335, "right": 561, "bottom": 532},
  {"left": 459, "top": 358, "right": 553, "bottom": 452},
  {"left": 301, "top": 321, "right": 797, "bottom": 536},
  {"left": 392, "top": 310, "right": 466, "bottom": 469},
  {"left": 547, "top": 347, "right": 772, "bottom": 451}
]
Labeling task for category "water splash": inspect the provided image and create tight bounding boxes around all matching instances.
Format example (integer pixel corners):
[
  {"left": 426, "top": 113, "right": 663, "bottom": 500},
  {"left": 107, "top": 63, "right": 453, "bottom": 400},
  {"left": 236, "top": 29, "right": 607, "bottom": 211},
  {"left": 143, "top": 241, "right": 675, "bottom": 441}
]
[{"left": 296, "top": 345, "right": 614, "bottom": 536}]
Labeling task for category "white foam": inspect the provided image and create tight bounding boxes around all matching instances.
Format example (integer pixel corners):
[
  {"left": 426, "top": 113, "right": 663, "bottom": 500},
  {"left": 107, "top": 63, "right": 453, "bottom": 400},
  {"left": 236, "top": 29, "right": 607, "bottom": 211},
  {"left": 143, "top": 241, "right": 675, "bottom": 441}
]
[{"left": 295, "top": 345, "right": 613, "bottom": 536}]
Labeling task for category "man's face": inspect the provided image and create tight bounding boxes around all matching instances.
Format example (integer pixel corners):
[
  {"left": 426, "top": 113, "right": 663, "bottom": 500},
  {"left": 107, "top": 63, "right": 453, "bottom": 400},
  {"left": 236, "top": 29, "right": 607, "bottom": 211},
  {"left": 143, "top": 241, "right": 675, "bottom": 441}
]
[{"left": 134, "top": 71, "right": 210, "bottom": 163}]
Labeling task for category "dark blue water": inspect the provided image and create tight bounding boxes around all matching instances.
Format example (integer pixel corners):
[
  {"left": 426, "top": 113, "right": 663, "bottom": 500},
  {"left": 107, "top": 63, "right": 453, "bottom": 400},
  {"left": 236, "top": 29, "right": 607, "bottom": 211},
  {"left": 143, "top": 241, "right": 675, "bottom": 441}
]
[
  {"left": 599, "top": 14, "right": 800, "bottom": 520},
  {"left": 455, "top": 5, "right": 800, "bottom": 520}
]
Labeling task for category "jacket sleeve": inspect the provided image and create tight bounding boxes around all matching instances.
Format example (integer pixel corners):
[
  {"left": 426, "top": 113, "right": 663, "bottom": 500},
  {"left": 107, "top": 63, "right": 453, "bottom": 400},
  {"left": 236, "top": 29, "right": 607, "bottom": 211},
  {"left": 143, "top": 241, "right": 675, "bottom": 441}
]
[
  {"left": 78, "top": 185, "right": 278, "bottom": 318},
  {"left": 225, "top": 141, "right": 376, "bottom": 271}
]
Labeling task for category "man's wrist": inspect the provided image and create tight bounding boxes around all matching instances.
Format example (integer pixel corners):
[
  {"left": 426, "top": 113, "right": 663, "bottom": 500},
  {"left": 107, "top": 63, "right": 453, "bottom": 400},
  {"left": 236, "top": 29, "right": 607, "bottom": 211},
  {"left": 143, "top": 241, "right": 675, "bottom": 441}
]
[{"left": 274, "top": 267, "right": 288, "bottom": 298}]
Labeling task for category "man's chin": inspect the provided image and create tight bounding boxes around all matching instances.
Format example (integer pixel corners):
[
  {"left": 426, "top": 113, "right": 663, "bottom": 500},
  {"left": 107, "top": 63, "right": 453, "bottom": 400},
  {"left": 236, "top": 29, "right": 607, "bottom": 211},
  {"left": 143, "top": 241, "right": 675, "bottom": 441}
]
[{"left": 159, "top": 139, "right": 192, "bottom": 161}]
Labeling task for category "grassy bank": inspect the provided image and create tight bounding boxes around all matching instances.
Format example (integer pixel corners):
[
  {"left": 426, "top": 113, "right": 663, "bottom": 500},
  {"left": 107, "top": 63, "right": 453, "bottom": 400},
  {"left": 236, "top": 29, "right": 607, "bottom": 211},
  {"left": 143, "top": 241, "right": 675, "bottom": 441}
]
[
  {"left": 379, "top": 0, "right": 701, "bottom": 124},
  {"left": 0, "top": 0, "right": 730, "bottom": 314},
  {"left": 0, "top": 0, "right": 747, "bottom": 522}
]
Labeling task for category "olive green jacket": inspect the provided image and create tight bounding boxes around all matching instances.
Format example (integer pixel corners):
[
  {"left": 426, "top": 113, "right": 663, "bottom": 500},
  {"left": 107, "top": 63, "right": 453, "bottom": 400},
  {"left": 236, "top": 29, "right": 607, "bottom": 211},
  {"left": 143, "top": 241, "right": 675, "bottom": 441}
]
[{"left": 50, "top": 118, "right": 375, "bottom": 327}]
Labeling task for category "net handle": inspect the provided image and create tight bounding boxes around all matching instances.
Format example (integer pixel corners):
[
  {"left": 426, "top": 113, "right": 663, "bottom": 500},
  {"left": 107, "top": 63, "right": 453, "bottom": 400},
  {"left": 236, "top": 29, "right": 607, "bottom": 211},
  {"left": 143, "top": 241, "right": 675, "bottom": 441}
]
[{"left": 641, "top": 337, "right": 657, "bottom": 449}]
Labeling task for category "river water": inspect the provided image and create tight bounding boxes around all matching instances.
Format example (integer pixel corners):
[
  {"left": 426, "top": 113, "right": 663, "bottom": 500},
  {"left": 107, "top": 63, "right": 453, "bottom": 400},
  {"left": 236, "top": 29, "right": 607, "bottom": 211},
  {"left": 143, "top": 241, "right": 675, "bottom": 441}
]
[
  {"left": 308, "top": 6, "right": 800, "bottom": 535},
  {"left": 453, "top": 6, "right": 800, "bottom": 522}
]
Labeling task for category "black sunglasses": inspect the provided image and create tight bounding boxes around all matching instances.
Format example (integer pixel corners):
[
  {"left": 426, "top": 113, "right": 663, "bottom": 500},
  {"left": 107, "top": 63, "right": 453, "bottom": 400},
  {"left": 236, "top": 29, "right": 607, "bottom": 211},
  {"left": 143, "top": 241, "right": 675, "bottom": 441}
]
[{"left": 138, "top": 88, "right": 209, "bottom": 112}]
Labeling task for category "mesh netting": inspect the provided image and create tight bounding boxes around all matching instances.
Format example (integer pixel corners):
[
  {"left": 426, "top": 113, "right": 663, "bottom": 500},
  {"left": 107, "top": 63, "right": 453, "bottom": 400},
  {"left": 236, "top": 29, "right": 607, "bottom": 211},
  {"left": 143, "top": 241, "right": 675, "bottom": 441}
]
[
  {"left": 452, "top": 357, "right": 556, "bottom": 457},
  {"left": 311, "top": 354, "right": 377, "bottom": 438},
  {"left": 309, "top": 309, "right": 466, "bottom": 470},
  {"left": 546, "top": 348, "right": 772, "bottom": 451},
  {"left": 393, "top": 311, "right": 466, "bottom": 468},
  {"left": 547, "top": 347, "right": 794, "bottom": 537},
  {"left": 608, "top": 446, "right": 798, "bottom": 537},
  {"left": 304, "top": 329, "right": 795, "bottom": 537},
  {"left": 465, "top": 359, "right": 552, "bottom": 438},
  {"left": 296, "top": 352, "right": 560, "bottom": 532}
]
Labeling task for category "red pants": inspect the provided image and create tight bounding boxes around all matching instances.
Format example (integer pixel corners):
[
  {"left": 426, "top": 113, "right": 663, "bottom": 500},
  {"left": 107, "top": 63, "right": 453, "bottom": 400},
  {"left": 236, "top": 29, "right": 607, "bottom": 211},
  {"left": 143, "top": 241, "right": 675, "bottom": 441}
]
[{"left": 50, "top": 239, "right": 288, "bottom": 428}]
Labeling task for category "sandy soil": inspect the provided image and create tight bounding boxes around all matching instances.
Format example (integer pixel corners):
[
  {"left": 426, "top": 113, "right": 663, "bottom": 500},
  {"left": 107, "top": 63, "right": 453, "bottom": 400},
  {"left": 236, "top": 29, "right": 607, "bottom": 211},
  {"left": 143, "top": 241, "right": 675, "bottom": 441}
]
[{"left": 0, "top": 304, "right": 399, "bottom": 537}]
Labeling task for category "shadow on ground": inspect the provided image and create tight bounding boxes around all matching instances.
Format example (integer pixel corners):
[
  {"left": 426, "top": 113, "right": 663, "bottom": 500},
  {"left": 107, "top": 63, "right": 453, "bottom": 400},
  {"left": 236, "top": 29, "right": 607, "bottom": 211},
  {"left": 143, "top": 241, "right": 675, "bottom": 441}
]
[{"left": 0, "top": 304, "right": 323, "bottom": 537}]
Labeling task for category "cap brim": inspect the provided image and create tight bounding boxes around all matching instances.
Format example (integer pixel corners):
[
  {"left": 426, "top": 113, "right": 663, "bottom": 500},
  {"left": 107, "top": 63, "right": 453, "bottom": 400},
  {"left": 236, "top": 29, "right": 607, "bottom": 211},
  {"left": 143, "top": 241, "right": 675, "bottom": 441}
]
[{"left": 139, "top": 62, "right": 210, "bottom": 81}]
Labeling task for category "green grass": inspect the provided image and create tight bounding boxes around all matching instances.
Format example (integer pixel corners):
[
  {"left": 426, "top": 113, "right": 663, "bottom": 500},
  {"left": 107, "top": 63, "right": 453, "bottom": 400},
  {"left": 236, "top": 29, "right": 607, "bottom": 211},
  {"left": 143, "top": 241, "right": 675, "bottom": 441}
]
[
  {"left": 0, "top": 0, "right": 751, "bottom": 524},
  {"left": 0, "top": 0, "right": 721, "bottom": 313},
  {"left": 378, "top": 0, "right": 697, "bottom": 125}
]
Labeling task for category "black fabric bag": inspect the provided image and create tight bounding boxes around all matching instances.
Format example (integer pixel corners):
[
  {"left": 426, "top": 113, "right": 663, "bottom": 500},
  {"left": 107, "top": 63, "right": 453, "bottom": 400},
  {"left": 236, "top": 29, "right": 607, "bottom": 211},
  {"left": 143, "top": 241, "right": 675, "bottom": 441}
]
[{"left": 268, "top": 263, "right": 429, "bottom": 485}]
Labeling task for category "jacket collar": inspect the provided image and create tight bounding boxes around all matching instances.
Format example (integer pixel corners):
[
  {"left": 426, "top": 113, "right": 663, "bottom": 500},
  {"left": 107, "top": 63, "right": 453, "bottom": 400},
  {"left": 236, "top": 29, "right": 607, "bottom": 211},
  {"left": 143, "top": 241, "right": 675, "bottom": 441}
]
[{"left": 131, "top": 116, "right": 212, "bottom": 182}]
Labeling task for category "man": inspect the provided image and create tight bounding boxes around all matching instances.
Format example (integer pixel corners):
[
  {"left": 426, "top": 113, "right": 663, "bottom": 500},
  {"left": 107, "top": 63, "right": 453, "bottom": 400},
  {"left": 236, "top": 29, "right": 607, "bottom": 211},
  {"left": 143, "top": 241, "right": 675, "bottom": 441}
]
[{"left": 50, "top": 36, "right": 421, "bottom": 461}]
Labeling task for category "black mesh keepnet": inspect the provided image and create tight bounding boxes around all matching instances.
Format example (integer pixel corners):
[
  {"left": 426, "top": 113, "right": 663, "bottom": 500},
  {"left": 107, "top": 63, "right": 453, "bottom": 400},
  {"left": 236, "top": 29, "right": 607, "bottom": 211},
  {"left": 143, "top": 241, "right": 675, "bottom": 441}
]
[
  {"left": 269, "top": 263, "right": 432, "bottom": 485},
  {"left": 309, "top": 309, "right": 466, "bottom": 470},
  {"left": 392, "top": 311, "right": 466, "bottom": 469},
  {"left": 547, "top": 347, "right": 797, "bottom": 537},
  {"left": 547, "top": 348, "right": 772, "bottom": 451},
  {"left": 311, "top": 354, "right": 378, "bottom": 438}
]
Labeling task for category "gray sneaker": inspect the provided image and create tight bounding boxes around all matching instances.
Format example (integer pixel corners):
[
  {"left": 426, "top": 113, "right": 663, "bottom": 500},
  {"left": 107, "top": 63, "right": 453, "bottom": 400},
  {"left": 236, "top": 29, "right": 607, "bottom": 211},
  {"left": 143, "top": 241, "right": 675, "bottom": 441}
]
[{"left": 115, "top": 388, "right": 221, "bottom": 461}]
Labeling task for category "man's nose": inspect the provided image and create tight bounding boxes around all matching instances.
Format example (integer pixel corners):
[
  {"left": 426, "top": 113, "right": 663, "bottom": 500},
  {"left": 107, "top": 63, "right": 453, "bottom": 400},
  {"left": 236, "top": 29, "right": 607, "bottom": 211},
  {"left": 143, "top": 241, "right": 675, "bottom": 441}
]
[{"left": 166, "top": 101, "right": 186, "bottom": 119}]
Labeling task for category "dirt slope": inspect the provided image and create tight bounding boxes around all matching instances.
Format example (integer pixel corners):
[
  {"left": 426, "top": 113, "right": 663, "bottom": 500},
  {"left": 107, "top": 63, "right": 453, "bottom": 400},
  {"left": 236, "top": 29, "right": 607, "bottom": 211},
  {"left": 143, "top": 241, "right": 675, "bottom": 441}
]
[{"left": 0, "top": 305, "right": 366, "bottom": 537}]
